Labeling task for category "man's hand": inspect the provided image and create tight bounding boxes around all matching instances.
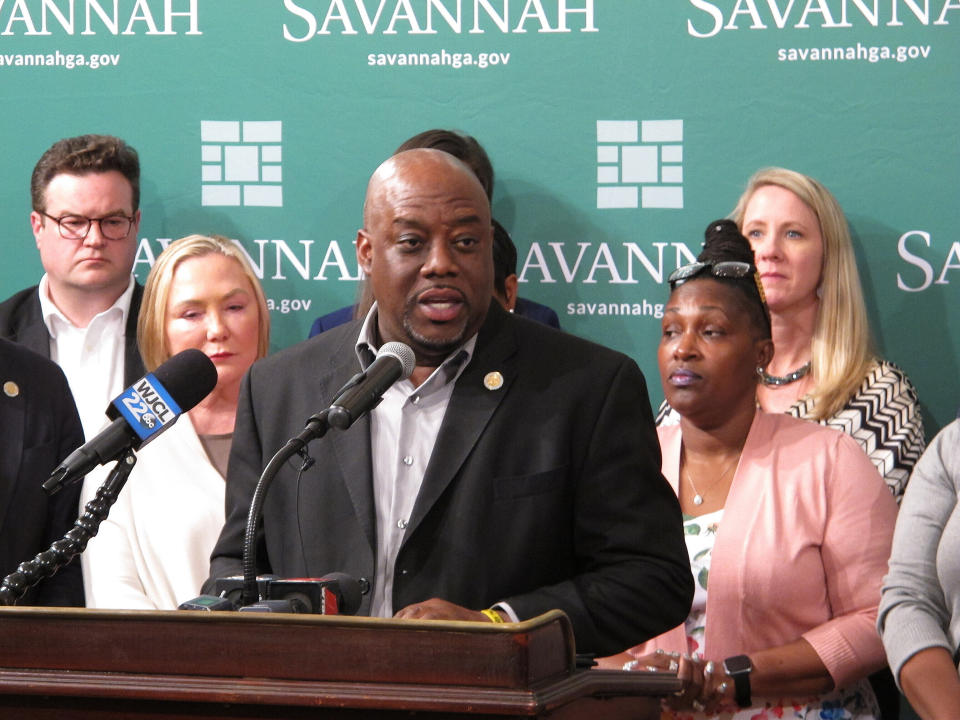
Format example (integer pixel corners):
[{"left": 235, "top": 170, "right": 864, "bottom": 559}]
[{"left": 394, "top": 598, "right": 493, "bottom": 622}]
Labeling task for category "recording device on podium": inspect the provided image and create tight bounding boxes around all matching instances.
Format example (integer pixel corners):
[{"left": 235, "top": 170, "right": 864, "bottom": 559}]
[
  {"left": 182, "top": 572, "right": 363, "bottom": 614},
  {"left": 1, "top": 349, "right": 218, "bottom": 605},
  {"left": 180, "top": 342, "right": 416, "bottom": 615}
]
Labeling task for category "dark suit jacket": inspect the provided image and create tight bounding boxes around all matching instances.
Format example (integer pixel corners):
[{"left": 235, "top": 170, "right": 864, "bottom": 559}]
[
  {"left": 0, "top": 338, "right": 85, "bottom": 605},
  {"left": 209, "top": 303, "right": 692, "bottom": 656},
  {"left": 308, "top": 305, "right": 355, "bottom": 337},
  {"left": 513, "top": 297, "right": 561, "bottom": 329},
  {"left": 0, "top": 283, "right": 146, "bottom": 388}
]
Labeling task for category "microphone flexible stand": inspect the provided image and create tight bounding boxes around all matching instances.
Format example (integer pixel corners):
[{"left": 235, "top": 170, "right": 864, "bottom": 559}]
[
  {"left": 241, "top": 409, "right": 330, "bottom": 607},
  {"left": 0, "top": 449, "right": 138, "bottom": 606}
]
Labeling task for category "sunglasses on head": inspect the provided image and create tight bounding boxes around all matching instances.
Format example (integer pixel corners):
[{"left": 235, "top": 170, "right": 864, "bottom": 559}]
[
  {"left": 667, "top": 260, "right": 772, "bottom": 331},
  {"left": 667, "top": 260, "right": 755, "bottom": 289}
]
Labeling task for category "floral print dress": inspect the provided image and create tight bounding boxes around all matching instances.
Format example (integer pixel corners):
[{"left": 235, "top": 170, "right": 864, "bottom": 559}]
[{"left": 660, "top": 511, "right": 880, "bottom": 720}]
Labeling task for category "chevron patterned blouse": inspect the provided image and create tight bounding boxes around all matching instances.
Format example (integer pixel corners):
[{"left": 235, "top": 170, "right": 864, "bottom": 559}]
[{"left": 657, "top": 360, "right": 925, "bottom": 503}]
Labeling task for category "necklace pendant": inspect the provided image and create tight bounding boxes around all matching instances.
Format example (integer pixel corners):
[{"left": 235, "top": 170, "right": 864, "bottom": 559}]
[{"left": 693, "top": 493, "right": 703, "bottom": 506}]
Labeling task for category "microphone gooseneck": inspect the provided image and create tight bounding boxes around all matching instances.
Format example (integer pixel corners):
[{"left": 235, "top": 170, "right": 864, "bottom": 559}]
[{"left": 239, "top": 342, "right": 415, "bottom": 607}]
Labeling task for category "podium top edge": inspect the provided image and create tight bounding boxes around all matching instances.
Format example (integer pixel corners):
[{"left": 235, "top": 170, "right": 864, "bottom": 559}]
[{"left": 0, "top": 604, "right": 571, "bottom": 634}]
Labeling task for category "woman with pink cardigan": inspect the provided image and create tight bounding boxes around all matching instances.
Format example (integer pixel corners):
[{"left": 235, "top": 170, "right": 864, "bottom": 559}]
[{"left": 600, "top": 220, "right": 897, "bottom": 719}]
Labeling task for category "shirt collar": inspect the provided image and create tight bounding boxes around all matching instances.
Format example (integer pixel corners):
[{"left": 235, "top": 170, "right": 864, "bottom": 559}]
[
  {"left": 354, "top": 302, "right": 476, "bottom": 388},
  {"left": 38, "top": 274, "right": 135, "bottom": 336}
]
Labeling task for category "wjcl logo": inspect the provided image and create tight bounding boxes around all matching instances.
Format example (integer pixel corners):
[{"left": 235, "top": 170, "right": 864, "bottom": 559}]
[{"left": 114, "top": 375, "right": 181, "bottom": 442}]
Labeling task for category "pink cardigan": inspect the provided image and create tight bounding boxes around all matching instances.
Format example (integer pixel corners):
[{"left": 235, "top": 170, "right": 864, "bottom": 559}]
[{"left": 632, "top": 410, "right": 897, "bottom": 689}]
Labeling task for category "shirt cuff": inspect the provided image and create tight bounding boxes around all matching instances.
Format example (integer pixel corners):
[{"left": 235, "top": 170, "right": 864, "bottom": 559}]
[{"left": 492, "top": 601, "right": 519, "bottom": 623}]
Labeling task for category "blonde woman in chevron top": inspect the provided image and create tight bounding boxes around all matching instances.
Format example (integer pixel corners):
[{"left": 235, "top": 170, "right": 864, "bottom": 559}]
[{"left": 660, "top": 167, "right": 924, "bottom": 502}]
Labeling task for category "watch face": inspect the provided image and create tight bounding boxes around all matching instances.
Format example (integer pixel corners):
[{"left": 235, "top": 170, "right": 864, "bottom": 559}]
[{"left": 724, "top": 655, "right": 752, "bottom": 674}]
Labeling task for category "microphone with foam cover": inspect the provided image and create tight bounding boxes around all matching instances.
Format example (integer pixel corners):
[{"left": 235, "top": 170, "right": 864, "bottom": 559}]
[
  {"left": 327, "top": 342, "right": 416, "bottom": 429},
  {"left": 44, "top": 349, "right": 218, "bottom": 494}
]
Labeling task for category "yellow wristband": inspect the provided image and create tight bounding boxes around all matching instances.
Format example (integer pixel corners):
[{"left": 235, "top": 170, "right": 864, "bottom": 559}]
[{"left": 481, "top": 608, "right": 505, "bottom": 623}]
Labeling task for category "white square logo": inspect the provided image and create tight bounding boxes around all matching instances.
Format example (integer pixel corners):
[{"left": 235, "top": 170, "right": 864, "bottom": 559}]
[
  {"left": 201, "top": 121, "right": 283, "bottom": 207},
  {"left": 596, "top": 120, "right": 683, "bottom": 210}
]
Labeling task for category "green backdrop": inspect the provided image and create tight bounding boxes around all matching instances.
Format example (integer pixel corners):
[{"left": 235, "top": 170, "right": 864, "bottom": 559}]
[{"left": 0, "top": 1, "right": 957, "bottom": 433}]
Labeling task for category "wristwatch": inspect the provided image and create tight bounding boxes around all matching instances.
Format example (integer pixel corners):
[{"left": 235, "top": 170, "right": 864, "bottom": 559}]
[{"left": 722, "top": 654, "right": 753, "bottom": 708}]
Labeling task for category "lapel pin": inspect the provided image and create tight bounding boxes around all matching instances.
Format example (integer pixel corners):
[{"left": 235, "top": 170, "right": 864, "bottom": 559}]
[
  {"left": 483, "top": 371, "right": 504, "bottom": 391},
  {"left": 3, "top": 381, "right": 19, "bottom": 398}
]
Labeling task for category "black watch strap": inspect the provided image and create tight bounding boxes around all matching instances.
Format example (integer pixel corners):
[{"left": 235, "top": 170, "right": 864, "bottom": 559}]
[{"left": 723, "top": 654, "right": 753, "bottom": 708}]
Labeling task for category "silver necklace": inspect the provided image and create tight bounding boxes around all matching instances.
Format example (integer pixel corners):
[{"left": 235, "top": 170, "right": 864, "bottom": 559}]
[
  {"left": 684, "top": 455, "right": 740, "bottom": 506},
  {"left": 760, "top": 361, "right": 811, "bottom": 386}
]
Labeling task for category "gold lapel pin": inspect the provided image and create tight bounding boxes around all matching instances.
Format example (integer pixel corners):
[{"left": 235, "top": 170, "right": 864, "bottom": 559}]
[
  {"left": 3, "top": 381, "right": 20, "bottom": 398},
  {"left": 483, "top": 371, "right": 504, "bottom": 391}
]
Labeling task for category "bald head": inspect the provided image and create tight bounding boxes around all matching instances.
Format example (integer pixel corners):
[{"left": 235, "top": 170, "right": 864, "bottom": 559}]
[{"left": 363, "top": 148, "right": 490, "bottom": 229}]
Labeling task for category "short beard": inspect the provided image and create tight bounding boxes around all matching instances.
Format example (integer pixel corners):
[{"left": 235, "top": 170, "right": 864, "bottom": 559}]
[{"left": 401, "top": 299, "right": 470, "bottom": 356}]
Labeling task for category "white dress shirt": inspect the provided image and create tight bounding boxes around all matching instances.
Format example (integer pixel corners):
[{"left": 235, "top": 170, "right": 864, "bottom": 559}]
[
  {"left": 356, "top": 305, "right": 475, "bottom": 617},
  {"left": 38, "top": 274, "right": 135, "bottom": 442}
]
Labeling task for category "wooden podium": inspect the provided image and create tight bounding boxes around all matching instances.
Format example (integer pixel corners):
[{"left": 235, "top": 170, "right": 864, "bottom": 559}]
[{"left": 0, "top": 606, "right": 675, "bottom": 719}]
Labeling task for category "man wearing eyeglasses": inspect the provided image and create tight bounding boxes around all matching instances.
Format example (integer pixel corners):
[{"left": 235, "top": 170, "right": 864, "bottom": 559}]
[{"left": 0, "top": 134, "right": 146, "bottom": 444}]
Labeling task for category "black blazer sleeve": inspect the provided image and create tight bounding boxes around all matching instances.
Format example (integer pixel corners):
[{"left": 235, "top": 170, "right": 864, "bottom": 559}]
[
  {"left": 0, "top": 340, "right": 85, "bottom": 606},
  {"left": 500, "top": 354, "right": 693, "bottom": 654}
]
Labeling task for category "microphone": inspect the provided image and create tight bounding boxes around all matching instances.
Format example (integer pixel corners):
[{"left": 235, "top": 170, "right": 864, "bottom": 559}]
[
  {"left": 268, "top": 572, "right": 362, "bottom": 615},
  {"left": 243, "top": 573, "right": 364, "bottom": 614},
  {"left": 237, "top": 345, "right": 412, "bottom": 607},
  {"left": 185, "top": 573, "right": 364, "bottom": 615},
  {"left": 43, "top": 349, "right": 218, "bottom": 494},
  {"left": 327, "top": 342, "right": 415, "bottom": 429}
]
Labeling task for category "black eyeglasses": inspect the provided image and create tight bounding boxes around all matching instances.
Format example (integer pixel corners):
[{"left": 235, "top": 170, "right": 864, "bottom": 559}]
[
  {"left": 667, "top": 260, "right": 755, "bottom": 288},
  {"left": 39, "top": 211, "right": 135, "bottom": 241}
]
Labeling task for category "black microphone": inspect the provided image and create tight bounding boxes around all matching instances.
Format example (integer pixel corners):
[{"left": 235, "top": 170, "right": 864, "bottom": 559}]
[
  {"left": 243, "top": 573, "right": 364, "bottom": 615},
  {"left": 327, "top": 342, "right": 415, "bottom": 429},
  {"left": 321, "top": 571, "right": 363, "bottom": 614},
  {"left": 186, "top": 573, "right": 363, "bottom": 615},
  {"left": 43, "top": 349, "right": 218, "bottom": 494},
  {"left": 237, "top": 346, "right": 413, "bottom": 608}
]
